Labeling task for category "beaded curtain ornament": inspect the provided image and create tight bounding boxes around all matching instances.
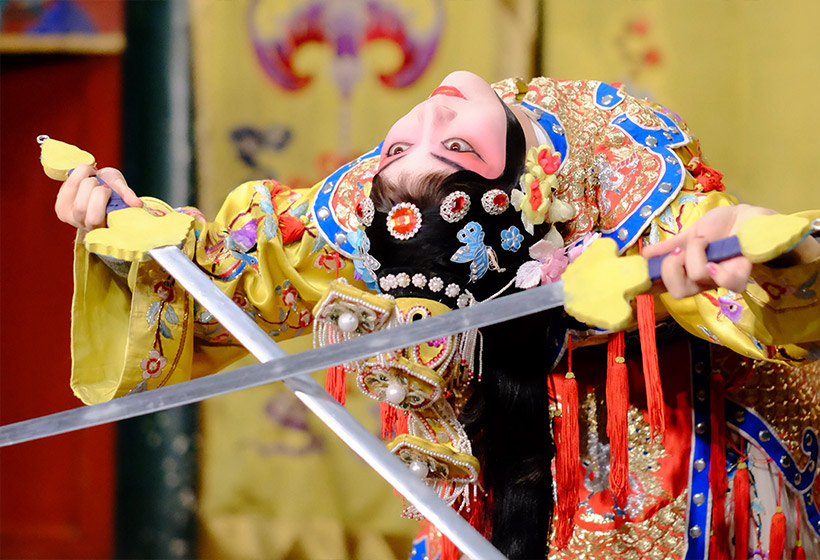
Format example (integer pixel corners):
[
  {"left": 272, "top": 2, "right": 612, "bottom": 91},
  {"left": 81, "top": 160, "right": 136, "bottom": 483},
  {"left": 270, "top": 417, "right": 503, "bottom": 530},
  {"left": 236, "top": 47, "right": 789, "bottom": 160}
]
[{"left": 313, "top": 282, "right": 484, "bottom": 516}]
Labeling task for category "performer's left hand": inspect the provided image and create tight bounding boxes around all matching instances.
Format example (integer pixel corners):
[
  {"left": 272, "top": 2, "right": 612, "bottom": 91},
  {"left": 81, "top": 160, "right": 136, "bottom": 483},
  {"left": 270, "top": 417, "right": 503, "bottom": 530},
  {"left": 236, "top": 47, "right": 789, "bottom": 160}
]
[{"left": 642, "top": 204, "right": 773, "bottom": 299}]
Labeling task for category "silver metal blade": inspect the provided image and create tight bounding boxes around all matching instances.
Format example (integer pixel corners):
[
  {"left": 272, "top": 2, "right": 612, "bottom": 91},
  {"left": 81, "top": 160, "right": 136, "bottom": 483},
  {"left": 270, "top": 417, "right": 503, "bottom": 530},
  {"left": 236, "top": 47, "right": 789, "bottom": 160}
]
[
  {"left": 149, "top": 246, "right": 507, "bottom": 560},
  {"left": 0, "top": 254, "right": 565, "bottom": 445},
  {"left": 0, "top": 246, "right": 567, "bottom": 558}
]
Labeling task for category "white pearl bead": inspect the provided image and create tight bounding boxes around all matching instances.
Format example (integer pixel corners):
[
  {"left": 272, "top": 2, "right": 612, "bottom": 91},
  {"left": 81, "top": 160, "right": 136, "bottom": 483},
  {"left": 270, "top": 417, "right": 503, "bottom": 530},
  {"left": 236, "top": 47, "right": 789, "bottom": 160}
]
[
  {"left": 337, "top": 312, "right": 359, "bottom": 333},
  {"left": 385, "top": 381, "right": 407, "bottom": 405},
  {"left": 409, "top": 460, "right": 429, "bottom": 479}
]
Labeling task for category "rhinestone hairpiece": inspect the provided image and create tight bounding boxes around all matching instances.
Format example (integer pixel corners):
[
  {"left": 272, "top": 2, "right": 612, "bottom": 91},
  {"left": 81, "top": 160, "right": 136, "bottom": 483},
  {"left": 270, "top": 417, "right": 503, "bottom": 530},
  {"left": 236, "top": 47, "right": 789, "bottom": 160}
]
[
  {"left": 355, "top": 197, "right": 375, "bottom": 227},
  {"left": 439, "top": 190, "right": 471, "bottom": 223},
  {"left": 481, "top": 189, "right": 510, "bottom": 215}
]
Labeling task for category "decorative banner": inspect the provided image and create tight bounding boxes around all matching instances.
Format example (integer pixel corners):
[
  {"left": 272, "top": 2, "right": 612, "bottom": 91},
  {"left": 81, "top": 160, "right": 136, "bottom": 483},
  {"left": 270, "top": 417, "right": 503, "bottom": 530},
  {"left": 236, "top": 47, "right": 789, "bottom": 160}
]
[
  {"left": 190, "top": 0, "right": 537, "bottom": 217},
  {"left": 541, "top": 0, "right": 820, "bottom": 214}
]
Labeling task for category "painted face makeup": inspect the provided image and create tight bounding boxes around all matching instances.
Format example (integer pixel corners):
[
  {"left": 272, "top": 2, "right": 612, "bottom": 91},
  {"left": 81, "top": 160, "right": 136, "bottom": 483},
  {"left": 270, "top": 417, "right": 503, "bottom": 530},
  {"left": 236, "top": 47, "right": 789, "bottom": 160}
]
[{"left": 378, "top": 71, "right": 508, "bottom": 183}]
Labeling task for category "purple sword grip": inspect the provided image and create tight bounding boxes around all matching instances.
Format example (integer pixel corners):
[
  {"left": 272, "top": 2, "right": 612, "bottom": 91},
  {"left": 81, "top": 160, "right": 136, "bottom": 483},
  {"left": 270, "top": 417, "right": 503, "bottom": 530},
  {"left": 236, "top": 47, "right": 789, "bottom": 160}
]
[
  {"left": 647, "top": 236, "right": 742, "bottom": 282},
  {"left": 94, "top": 175, "right": 129, "bottom": 213},
  {"left": 106, "top": 190, "right": 129, "bottom": 213}
]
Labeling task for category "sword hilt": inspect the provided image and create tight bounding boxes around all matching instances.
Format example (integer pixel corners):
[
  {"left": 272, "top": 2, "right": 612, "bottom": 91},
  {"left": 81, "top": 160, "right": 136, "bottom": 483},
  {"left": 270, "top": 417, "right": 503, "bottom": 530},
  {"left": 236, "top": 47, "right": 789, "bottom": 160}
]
[
  {"left": 647, "top": 214, "right": 819, "bottom": 282},
  {"left": 564, "top": 214, "right": 818, "bottom": 331},
  {"left": 38, "top": 134, "right": 130, "bottom": 214},
  {"left": 647, "top": 236, "right": 742, "bottom": 282}
]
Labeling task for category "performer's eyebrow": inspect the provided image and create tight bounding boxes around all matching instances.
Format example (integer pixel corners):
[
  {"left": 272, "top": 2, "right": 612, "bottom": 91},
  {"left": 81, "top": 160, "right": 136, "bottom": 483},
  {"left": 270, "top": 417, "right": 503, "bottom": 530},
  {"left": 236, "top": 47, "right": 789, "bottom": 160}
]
[
  {"left": 431, "top": 154, "right": 466, "bottom": 171},
  {"left": 378, "top": 152, "right": 466, "bottom": 174},
  {"left": 378, "top": 154, "right": 405, "bottom": 174}
]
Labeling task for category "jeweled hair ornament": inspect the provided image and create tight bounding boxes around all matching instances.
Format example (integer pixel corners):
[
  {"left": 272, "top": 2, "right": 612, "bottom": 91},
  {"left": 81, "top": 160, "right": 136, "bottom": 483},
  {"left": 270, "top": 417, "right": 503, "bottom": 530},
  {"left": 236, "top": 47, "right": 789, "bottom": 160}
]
[
  {"left": 439, "top": 190, "right": 471, "bottom": 223},
  {"left": 386, "top": 202, "right": 423, "bottom": 240}
]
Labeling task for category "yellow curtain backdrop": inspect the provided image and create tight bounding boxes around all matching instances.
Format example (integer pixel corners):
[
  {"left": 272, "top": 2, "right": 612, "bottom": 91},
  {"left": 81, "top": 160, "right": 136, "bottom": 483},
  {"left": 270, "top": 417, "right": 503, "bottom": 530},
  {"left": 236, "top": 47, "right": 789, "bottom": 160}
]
[
  {"left": 189, "top": 1, "right": 537, "bottom": 558},
  {"left": 541, "top": 0, "right": 820, "bottom": 213}
]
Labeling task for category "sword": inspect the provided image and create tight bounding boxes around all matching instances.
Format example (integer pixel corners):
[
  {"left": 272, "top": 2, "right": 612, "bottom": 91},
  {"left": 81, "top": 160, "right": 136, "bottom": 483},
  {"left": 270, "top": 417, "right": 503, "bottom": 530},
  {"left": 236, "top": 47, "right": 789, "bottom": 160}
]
[
  {"left": 0, "top": 251, "right": 565, "bottom": 446},
  {"left": 3, "top": 245, "right": 567, "bottom": 560}
]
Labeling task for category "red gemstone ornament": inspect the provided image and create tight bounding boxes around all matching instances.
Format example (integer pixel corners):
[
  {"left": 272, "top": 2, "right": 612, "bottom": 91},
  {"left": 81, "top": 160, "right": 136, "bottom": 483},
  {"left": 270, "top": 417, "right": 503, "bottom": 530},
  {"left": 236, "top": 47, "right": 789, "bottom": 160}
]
[
  {"left": 481, "top": 188, "right": 510, "bottom": 215},
  {"left": 440, "top": 190, "right": 471, "bottom": 223},
  {"left": 386, "top": 202, "right": 422, "bottom": 240},
  {"left": 356, "top": 197, "right": 375, "bottom": 227}
]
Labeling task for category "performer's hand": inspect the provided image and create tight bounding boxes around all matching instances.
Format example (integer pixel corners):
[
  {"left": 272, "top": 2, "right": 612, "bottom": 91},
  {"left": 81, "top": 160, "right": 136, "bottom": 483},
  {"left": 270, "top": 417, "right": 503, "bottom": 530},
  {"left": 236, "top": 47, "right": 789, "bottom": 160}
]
[
  {"left": 642, "top": 204, "right": 773, "bottom": 298},
  {"left": 54, "top": 165, "right": 142, "bottom": 233}
]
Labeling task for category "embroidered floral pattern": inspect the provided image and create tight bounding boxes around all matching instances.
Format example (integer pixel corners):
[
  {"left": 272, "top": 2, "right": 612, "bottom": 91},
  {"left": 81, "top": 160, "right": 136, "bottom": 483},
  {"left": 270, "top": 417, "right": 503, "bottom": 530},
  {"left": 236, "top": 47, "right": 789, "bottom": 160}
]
[{"left": 141, "top": 349, "right": 167, "bottom": 380}]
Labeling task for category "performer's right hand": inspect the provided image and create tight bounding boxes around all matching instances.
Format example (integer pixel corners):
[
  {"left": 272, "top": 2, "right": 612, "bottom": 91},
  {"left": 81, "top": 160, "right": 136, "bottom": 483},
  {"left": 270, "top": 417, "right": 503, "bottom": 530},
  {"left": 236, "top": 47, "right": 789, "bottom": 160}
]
[{"left": 54, "top": 165, "right": 143, "bottom": 233}]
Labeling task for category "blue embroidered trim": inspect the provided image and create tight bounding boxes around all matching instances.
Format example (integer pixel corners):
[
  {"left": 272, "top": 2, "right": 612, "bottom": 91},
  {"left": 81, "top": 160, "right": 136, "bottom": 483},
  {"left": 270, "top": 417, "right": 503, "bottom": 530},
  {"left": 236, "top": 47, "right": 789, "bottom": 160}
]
[
  {"left": 311, "top": 143, "right": 382, "bottom": 258},
  {"left": 600, "top": 110, "right": 689, "bottom": 253},
  {"left": 594, "top": 82, "right": 625, "bottom": 109},
  {"left": 686, "top": 338, "right": 712, "bottom": 560},
  {"left": 725, "top": 399, "right": 820, "bottom": 538},
  {"left": 519, "top": 100, "right": 568, "bottom": 168}
]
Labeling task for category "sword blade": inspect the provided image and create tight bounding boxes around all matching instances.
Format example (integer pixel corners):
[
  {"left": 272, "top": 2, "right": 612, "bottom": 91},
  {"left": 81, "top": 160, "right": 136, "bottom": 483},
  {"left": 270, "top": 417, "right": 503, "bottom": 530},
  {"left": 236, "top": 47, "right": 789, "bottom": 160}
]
[
  {"left": 150, "top": 246, "right": 508, "bottom": 560},
  {"left": 1, "top": 248, "right": 565, "bottom": 444},
  {"left": 0, "top": 246, "right": 566, "bottom": 559}
]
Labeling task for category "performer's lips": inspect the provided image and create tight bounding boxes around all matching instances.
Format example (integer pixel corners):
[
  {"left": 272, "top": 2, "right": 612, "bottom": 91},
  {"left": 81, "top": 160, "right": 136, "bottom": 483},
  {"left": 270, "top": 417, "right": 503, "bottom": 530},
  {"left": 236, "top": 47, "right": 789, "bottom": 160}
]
[{"left": 429, "top": 86, "right": 466, "bottom": 99}]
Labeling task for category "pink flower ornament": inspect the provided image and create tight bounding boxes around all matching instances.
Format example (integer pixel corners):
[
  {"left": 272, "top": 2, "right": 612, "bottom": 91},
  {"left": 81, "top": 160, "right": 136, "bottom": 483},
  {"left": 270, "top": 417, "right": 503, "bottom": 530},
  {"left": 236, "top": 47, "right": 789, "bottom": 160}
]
[{"left": 514, "top": 239, "right": 569, "bottom": 289}]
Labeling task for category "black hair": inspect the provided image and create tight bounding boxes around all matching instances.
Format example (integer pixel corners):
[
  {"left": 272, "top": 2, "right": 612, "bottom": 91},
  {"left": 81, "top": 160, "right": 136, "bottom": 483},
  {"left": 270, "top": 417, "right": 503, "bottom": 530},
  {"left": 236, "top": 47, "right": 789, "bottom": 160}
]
[{"left": 367, "top": 97, "right": 557, "bottom": 558}]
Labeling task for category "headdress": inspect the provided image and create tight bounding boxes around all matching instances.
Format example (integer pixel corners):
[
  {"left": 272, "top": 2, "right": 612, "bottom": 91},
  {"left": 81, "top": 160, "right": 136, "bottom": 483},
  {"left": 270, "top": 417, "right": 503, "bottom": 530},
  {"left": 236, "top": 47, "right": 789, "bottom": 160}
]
[{"left": 314, "top": 139, "right": 578, "bottom": 557}]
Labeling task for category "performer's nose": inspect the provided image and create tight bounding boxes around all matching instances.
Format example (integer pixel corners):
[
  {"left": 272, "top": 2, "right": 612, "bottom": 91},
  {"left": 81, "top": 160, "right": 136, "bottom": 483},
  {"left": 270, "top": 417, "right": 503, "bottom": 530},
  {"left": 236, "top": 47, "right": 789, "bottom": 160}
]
[{"left": 418, "top": 101, "right": 456, "bottom": 127}]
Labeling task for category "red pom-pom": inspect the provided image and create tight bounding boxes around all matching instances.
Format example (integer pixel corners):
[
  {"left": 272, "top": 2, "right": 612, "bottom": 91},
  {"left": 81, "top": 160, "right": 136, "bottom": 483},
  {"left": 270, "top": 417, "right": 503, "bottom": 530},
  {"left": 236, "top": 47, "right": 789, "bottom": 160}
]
[{"left": 278, "top": 213, "right": 305, "bottom": 244}]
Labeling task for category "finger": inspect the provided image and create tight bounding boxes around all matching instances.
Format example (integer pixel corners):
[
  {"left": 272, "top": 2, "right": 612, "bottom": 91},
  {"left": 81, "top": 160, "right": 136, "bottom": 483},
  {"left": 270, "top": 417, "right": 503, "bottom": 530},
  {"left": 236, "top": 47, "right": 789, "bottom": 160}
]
[
  {"left": 660, "top": 248, "right": 699, "bottom": 299},
  {"left": 684, "top": 234, "right": 714, "bottom": 289},
  {"left": 706, "top": 257, "right": 752, "bottom": 293},
  {"left": 70, "top": 176, "right": 100, "bottom": 229},
  {"left": 55, "top": 164, "right": 97, "bottom": 222},
  {"left": 642, "top": 230, "right": 692, "bottom": 258},
  {"left": 85, "top": 184, "right": 114, "bottom": 230},
  {"left": 97, "top": 167, "right": 142, "bottom": 207}
]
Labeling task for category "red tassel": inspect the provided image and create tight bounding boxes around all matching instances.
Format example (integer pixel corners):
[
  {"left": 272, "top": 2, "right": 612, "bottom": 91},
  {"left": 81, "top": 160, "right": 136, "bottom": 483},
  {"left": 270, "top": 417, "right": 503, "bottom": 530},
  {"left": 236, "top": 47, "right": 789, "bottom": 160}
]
[
  {"left": 440, "top": 533, "right": 460, "bottom": 560},
  {"left": 794, "top": 499, "right": 806, "bottom": 560},
  {"left": 467, "top": 487, "right": 486, "bottom": 536},
  {"left": 636, "top": 293, "right": 664, "bottom": 441},
  {"left": 636, "top": 293, "right": 665, "bottom": 443},
  {"left": 554, "top": 341, "right": 580, "bottom": 548},
  {"left": 325, "top": 365, "right": 346, "bottom": 405},
  {"left": 379, "top": 402, "right": 397, "bottom": 440},
  {"left": 606, "top": 332, "right": 630, "bottom": 508},
  {"left": 395, "top": 409, "right": 409, "bottom": 435},
  {"left": 636, "top": 238, "right": 665, "bottom": 444},
  {"left": 710, "top": 372, "right": 729, "bottom": 560},
  {"left": 769, "top": 506, "right": 786, "bottom": 560},
  {"left": 733, "top": 462, "right": 750, "bottom": 560},
  {"left": 768, "top": 474, "right": 786, "bottom": 560}
]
